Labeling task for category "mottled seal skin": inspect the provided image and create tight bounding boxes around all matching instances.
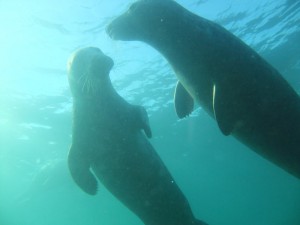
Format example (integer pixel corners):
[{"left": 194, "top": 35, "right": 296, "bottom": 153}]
[
  {"left": 107, "top": 0, "right": 300, "bottom": 179},
  {"left": 67, "top": 47, "right": 208, "bottom": 225}
]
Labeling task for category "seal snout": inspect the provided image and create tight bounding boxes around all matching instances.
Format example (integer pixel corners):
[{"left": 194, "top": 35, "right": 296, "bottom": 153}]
[
  {"left": 106, "top": 19, "right": 125, "bottom": 40},
  {"left": 103, "top": 55, "right": 114, "bottom": 72},
  {"left": 106, "top": 13, "right": 139, "bottom": 41},
  {"left": 89, "top": 54, "right": 114, "bottom": 79}
]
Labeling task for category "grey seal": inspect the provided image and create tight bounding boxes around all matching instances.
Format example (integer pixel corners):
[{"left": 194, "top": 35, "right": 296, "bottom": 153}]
[
  {"left": 107, "top": 0, "right": 300, "bottom": 179},
  {"left": 67, "top": 47, "right": 208, "bottom": 225}
]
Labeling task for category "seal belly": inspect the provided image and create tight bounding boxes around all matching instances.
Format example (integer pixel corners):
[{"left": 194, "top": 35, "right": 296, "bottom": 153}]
[{"left": 91, "top": 133, "right": 200, "bottom": 225}]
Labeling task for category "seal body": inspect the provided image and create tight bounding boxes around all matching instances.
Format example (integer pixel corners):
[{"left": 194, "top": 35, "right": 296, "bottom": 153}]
[
  {"left": 67, "top": 47, "right": 208, "bottom": 225},
  {"left": 107, "top": 0, "right": 300, "bottom": 179}
]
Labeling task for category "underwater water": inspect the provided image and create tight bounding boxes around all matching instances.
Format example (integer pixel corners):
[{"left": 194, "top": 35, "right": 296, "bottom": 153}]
[{"left": 0, "top": 0, "right": 300, "bottom": 224}]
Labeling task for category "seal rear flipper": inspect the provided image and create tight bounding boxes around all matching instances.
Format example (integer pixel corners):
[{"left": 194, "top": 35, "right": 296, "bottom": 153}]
[
  {"left": 136, "top": 106, "right": 152, "bottom": 138},
  {"left": 213, "top": 84, "right": 240, "bottom": 136},
  {"left": 68, "top": 146, "right": 98, "bottom": 195},
  {"left": 174, "top": 81, "right": 194, "bottom": 118}
]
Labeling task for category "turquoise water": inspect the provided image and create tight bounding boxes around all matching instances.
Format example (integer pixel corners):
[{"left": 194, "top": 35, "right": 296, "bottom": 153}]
[{"left": 1, "top": 0, "right": 300, "bottom": 224}]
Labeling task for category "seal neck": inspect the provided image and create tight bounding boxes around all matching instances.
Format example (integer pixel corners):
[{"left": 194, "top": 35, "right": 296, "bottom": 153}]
[{"left": 70, "top": 75, "right": 118, "bottom": 101}]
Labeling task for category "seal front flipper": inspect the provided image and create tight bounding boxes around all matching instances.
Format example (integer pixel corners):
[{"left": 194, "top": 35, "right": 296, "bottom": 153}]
[
  {"left": 213, "top": 84, "right": 243, "bottom": 136},
  {"left": 135, "top": 105, "right": 152, "bottom": 138},
  {"left": 68, "top": 145, "right": 98, "bottom": 195},
  {"left": 174, "top": 81, "right": 194, "bottom": 118}
]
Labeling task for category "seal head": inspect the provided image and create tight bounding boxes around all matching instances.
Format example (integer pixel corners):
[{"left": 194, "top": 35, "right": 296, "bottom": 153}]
[
  {"left": 107, "top": 0, "right": 184, "bottom": 42},
  {"left": 68, "top": 47, "right": 114, "bottom": 98}
]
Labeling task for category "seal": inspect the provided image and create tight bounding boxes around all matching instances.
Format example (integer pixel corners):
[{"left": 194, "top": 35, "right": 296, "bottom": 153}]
[
  {"left": 107, "top": 0, "right": 300, "bottom": 179},
  {"left": 67, "top": 47, "right": 208, "bottom": 225}
]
